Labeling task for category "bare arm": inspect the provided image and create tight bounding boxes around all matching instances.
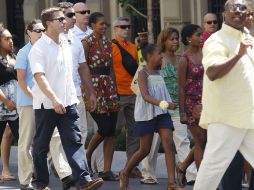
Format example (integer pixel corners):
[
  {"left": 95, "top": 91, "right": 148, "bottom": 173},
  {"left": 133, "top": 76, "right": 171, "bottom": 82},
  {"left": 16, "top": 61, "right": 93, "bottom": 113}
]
[
  {"left": 206, "top": 39, "right": 252, "bottom": 81},
  {"left": 78, "top": 63, "right": 97, "bottom": 112},
  {"left": 16, "top": 69, "right": 33, "bottom": 98},
  {"left": 178, "top": 57, "right": 188, "bottom": 124},
  {"left": 138, "top": 69, "right": 176, "bottom": 109},
  {"left": 34, "top": 72, "right": 66, "bottom": 114}
]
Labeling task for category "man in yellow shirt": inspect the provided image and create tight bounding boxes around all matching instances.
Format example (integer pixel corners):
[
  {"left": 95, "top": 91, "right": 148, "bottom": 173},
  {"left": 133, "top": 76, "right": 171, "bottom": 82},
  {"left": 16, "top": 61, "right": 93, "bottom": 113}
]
[{"left": 194, "top": 0, "right": 254, "bottom": 189}]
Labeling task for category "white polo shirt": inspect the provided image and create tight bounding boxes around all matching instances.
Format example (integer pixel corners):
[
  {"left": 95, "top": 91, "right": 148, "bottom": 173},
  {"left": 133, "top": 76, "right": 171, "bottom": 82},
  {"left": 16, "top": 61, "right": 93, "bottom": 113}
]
[
  {"left": 71, "top": 25, "right": 93, "bottom": 41},
  {"left": 63, "top": 30, "right": 86, "bottom": 97},
  {"left": 29, "top": 33, "right": 78, "bottom": 109}
]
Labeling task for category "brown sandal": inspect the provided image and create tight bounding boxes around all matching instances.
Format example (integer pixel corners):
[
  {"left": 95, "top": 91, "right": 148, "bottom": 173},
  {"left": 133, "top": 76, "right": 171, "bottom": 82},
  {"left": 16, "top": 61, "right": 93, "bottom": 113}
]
[
  {"left": 167, "top": 183, "right": 185, "bottom": 190},
  {"left": 176, "top": 163, "right": 186, "bottom": 187},
  {"left": 119, "top": 170, "right": 129, "bottom": 190}
]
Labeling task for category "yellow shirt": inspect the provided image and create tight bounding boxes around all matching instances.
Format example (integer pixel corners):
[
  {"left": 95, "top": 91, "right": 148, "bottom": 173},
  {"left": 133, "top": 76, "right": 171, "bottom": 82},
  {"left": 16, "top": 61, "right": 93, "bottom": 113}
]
[{"left": 200, "top": 23, "right": 254, "bottom": 129}]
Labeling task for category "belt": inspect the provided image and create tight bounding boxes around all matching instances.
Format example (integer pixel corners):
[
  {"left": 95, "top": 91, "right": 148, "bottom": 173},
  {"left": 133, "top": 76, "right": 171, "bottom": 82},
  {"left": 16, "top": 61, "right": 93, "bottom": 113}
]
[{"left": 90, "top": 66, "right": 110, "bottom": 75}]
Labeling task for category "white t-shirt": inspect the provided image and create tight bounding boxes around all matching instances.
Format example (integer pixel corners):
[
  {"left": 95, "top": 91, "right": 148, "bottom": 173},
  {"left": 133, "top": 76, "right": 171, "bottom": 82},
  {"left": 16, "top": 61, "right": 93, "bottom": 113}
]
[
  {"left": 29, "top": 33, "right": 78, "bottom": 109},
  {"left": 63, "top": 30, "right": 86, "bottom": 96},
  {"left": 71, "top": 25, "right": 93, "bottom": 41}
]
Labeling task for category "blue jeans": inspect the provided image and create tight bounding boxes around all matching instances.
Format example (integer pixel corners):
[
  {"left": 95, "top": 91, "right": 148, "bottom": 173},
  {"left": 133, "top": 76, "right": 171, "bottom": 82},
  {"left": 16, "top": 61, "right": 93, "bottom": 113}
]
[
  {"left": 33, "top": 104, "right": 91, "bottom": 188},
  {"left": 221, "top": 151, "right": 243, "bottom": 190}
]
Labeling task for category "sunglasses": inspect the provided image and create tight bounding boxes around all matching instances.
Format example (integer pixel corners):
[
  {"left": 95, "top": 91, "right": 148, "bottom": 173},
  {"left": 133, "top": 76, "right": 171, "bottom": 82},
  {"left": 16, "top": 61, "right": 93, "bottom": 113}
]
[
  {"left": 206, "top": 20, "right": 218, "bottom": 25},
  {"left": 65, "top": 12, "right": 75, "bottom": 18},
  {"left": 51, "top": 17, "right": 65, "bottom": 23},
  {"left": 226, "top": 3, "right": 247, "bottom": 12},
  {"left": 75, "top": 10, "right": 90, "bottom": 15},
  {"left": 115, "top": 25, "right": 131, "bottom": 30},
  {"left": 32, "top": 29, "right": 45, "bottom": 33}
]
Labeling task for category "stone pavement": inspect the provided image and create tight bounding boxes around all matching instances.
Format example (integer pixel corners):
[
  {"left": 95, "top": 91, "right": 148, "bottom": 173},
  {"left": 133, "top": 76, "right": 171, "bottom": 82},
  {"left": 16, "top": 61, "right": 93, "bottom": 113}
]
[{"left": 0, "top": 147, "right": 249, "bottom": 190}]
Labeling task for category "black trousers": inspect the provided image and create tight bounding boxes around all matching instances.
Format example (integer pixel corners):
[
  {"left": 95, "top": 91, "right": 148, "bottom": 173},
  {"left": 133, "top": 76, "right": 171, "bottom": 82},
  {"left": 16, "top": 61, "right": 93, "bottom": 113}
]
[{"left": 221, "top": 151, "right": 254, "bottom": 190}]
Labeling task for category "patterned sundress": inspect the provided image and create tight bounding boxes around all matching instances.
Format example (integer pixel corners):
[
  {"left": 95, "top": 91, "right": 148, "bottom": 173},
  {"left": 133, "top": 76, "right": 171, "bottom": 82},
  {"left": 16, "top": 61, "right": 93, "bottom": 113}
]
[
  {"left": 181, "top": 53, "right": 204, "bottom": 127},
  {"left": 82, "top": 34, "right": 120, "bottom": 114}
]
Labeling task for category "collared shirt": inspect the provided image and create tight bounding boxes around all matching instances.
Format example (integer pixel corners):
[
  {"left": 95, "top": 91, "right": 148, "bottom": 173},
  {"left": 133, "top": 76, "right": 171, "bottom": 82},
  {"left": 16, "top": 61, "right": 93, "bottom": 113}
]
[
  {"left": 15, "top": 42, "right": 33, "bottom": 107},
  {"left": 200, "top": 23, "right": 254, "bottom": 129},
  {"left": 202, "top": 31, "right": 211, "bottom": 45},
  {"left": 29, "top": 33, "right": 78, "bottom": 109},
  {"left": 63, "top": 30, "right": 86, "bottom": 96},
  {"left": 112, "top": 36, "right": 138, "bottom": 95},
  {"left": 71, "top": 25, "right": 93, "bottom": 41}
]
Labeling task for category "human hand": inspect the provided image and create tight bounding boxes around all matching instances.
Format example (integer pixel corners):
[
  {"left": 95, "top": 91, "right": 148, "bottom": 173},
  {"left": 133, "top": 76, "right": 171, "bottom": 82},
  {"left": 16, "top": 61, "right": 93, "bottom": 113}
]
[
  {"left": 238, "top": 38, "right": 253, "bottom": 58},
  {"left": 168, "top": 102, "right": 177, "bottom": 110},
  {"left": 192, "top": 104, "right": 202, "bottom": 119},
  {"left": 180, "top": 112, "right": 188, "bottom": 124},
  {"left": 87, "top": 93, "right": 97, "bottom": 112},
  {"left": 52, "top": 97, "right": 66, "bottom": 114},
  {"left": 5, "top": 100, "right": 16, "bottom": 111}
]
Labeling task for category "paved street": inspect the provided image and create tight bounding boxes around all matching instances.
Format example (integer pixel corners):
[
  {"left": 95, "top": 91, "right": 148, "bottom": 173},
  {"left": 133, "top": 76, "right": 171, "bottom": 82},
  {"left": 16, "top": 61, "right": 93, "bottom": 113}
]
[{"left": 0, "top": 147, "right": 249, "bottom": 190}]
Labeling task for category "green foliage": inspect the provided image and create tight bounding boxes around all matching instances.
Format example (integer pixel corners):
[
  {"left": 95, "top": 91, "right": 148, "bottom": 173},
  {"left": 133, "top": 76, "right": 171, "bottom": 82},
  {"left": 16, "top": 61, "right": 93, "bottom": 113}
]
[{"left": 117, "top": 0, "right": 135, "bottom": 7}]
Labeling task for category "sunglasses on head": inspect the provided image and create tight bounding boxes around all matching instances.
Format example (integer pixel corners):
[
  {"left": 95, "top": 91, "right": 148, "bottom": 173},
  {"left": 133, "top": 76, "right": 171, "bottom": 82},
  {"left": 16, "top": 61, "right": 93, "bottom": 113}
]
[
  {"left": 65, "top": 12, "right": 75, "bottom": 18},
  {"left": 75, "top": 10, "right": 90, "bottom": 15},
  {"left": 33, "top": 29, "right": 45, "bottom": 33},
  {"left": 206, "top": 20, "right": 218, "bottom": 25},
  {"left": 115, "top": 25, "right": 131, "bottom": 30},
  {"left": 227, "top": 3, "right": 247, "bottom": 12},
  {"left": 51, "top": 17, "right": 65, "bottom": 23}
]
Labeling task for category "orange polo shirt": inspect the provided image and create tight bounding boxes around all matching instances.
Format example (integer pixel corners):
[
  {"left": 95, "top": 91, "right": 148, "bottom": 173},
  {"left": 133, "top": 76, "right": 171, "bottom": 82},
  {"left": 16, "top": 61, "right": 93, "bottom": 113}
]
[{"left": 112, "top": 36, "right": 138, "bottom": 95}]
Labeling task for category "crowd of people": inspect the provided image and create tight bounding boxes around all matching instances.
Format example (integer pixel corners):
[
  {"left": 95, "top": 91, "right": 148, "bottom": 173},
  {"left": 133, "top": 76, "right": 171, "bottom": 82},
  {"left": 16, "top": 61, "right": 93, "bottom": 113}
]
[{"left": 1, "top": 0, "right": 254, "bottom": 190}]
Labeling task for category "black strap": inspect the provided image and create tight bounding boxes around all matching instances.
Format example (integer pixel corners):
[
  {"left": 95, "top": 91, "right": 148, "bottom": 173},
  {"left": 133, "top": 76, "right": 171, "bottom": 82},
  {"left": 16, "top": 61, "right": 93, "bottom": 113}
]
[{"left": 112, "top": 39, "right": 138, "bottom": 76}]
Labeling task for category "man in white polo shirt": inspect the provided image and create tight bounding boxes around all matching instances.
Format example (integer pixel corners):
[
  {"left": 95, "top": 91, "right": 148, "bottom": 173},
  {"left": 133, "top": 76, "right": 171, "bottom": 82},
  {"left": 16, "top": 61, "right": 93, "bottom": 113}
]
[
  {"left": 194, "top": 0, "right": 254, "bottom": 189},
  {"left": 29, "top": 7, "right": 103, "bottom": 190}
]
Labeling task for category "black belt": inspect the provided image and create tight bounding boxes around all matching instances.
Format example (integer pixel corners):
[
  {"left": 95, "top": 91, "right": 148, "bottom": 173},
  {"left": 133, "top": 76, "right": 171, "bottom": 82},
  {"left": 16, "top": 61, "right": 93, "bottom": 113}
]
[{"left": 90, "top": 66, "right": 110, "bottom": 75}]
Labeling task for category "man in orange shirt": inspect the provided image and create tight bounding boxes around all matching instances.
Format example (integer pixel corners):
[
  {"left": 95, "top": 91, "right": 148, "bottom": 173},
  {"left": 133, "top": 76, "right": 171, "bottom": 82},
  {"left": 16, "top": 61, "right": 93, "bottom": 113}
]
[{"left": 112, "top": 17, "right": 141, "bottom": 177}]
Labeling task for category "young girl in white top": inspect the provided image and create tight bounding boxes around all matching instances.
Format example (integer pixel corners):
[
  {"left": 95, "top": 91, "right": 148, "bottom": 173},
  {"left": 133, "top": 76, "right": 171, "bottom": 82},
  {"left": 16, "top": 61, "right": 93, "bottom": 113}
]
[{"left": 119, "top": 44, "right": 182, "bottom": 190}]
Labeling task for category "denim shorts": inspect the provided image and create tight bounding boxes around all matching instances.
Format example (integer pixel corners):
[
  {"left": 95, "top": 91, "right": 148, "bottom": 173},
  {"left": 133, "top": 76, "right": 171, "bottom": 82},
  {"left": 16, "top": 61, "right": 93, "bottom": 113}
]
[{"left": 134, "top": 113, "right": 174, "bottom": 137}]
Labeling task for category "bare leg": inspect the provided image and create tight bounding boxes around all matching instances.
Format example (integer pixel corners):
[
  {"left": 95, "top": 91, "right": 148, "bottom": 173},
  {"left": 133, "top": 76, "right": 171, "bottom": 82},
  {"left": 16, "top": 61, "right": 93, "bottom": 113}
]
[
  {"left": 159, "top": 128, "right": 175, "bottom": 185},
  {"left": 1, "top": 127, "right": 13, "bottom": 176},
  {"left": 86, "top": 132, "right": 104, "bottom": 161},
  {"left": 103, "top": 136, "right": 116, "bottom": 171}
]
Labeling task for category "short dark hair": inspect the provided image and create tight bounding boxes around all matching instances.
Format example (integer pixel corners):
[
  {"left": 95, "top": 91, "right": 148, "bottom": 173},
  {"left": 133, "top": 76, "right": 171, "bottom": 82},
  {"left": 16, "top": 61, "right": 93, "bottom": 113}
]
[
  {"left": 181, "top": 24, "right": 201, "bottom": 46},
  {"left": 25, "top": 19, "right": 42, "bottom": 35},
  {"left": 41, "top": 7, "right": 61, "bottom": 30},
  {"left": 141, "top": 43, "right": 158, "bottom": 62},
  {"left": 88, "top": 12, "right": 104, "bottom": 27},
  {"left": 157, "top": 27, "right": 179, "bottom": 52},
  {"left": 57, "top": 2, "right": 73, "bottom": 12}
]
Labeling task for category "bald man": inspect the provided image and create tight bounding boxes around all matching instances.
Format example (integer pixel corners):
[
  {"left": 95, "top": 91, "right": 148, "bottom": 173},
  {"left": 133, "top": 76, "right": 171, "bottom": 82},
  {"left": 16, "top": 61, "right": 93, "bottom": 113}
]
[
  {"left": 202, "top": 13, "right": 218, "bottom": 43},
  {"left": 72, "top": 2, "right": 92, "bottom": 40}
]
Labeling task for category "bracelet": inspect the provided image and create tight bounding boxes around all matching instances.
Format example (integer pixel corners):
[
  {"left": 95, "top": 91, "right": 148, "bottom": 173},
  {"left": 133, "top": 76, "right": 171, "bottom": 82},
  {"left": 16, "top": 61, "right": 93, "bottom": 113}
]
[{"left": 159, "top": 100, "right": 169, "bottom": 109}]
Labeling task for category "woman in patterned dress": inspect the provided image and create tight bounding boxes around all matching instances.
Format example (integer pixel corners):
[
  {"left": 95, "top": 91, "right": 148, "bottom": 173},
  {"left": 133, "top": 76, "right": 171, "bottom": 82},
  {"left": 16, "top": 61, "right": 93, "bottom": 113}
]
[
  {"left": 177, "top": 24, "right": 206, "bottom": 186},
  {"left": 0, "top": 25, "right": 19, "bottom": 181},
  {"left": 82, "top": 12, "right": 120, "bottom": 180}
]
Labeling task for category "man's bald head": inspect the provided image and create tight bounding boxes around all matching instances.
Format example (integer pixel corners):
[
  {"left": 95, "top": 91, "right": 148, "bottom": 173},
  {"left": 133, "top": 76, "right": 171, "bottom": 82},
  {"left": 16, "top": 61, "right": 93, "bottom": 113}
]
[{"left": 73, "top": 2, "right": 90, "bottom": 26}]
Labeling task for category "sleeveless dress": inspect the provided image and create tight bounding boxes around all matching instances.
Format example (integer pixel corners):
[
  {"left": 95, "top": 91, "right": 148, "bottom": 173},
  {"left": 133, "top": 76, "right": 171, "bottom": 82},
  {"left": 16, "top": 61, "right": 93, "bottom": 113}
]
[
  {"left": 82, "top": 34, "right": 120, "bottom": 114},
  {"left": 181, "top": 53, "right": 204, "bottom": 127},
  {"left": 134, "top": 70, "right": 174, "bottom": 136}
]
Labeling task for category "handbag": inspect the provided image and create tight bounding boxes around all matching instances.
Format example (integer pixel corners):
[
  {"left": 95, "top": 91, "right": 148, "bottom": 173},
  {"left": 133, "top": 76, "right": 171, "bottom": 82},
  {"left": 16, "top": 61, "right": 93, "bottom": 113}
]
[{"left": 112, "top": 39, "right": 138, "bottom": 76}]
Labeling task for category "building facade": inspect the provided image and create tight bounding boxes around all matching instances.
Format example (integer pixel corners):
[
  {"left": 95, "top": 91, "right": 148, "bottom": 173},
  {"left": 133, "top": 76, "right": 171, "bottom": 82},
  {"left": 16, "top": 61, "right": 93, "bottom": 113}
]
[{"left": 0, "top": 0, "right": 228, "bottom": 48}]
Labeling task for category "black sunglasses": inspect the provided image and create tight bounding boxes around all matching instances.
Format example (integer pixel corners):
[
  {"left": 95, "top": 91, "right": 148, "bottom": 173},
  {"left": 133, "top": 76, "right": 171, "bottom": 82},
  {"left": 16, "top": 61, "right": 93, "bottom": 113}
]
[
  {"left": 206, "top": 20, "right": 218, "bottom": 25},
  {"left": 247, "top": 12, "right": 254, "bottom": 17},
  {"left": 32, "top": 29, "right": 45, "bottom": 33},
  {"left": 227, "top": 3, "right": 247, "bottom": 12},
  {"left": 51, "top": 17, "right": 65, "bottom": 23},
  {"left": 115, "top": 25, "right": 131, "bottom": 30},
  {"left": 65, "top": 12, "right": 75, "bottom": 18},
  {"left": 75, "top": 10, "right": 90, "bottom": 15}
]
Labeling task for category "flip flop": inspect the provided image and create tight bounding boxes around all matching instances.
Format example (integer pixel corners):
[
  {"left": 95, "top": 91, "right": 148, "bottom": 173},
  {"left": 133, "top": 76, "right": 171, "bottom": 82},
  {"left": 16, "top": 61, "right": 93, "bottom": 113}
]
[
  {"left": 140, "top": 177, "right": 158, "bottom": 185},
  {"left": 1, "top": 174, "right": 16, "bottom": 181}
]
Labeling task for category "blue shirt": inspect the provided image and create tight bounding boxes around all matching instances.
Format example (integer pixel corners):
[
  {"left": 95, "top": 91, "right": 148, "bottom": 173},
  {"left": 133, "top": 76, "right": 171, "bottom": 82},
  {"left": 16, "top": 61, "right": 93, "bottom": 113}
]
[{"left": 15, "top": 42, "right": 34, "bottom": 107}]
